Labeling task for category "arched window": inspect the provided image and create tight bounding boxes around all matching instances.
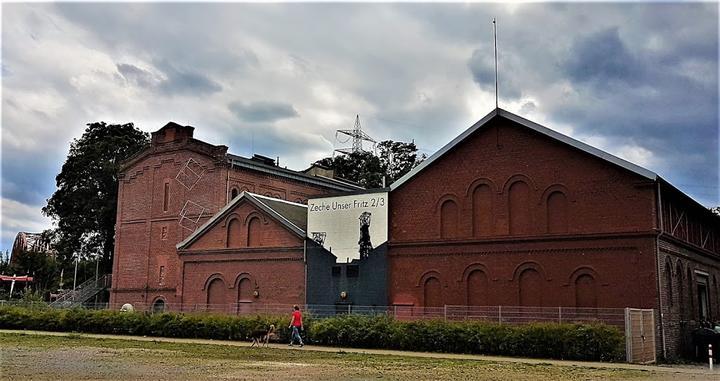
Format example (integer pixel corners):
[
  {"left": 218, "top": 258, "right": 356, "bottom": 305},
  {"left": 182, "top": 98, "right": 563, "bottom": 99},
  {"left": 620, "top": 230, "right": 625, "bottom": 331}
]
[
  {"left": 665, "top": 262, "right": 673, "bottom": 308},
  {"left": 546, "top": 191, "right": 568, "bottom": 233},
  {"left": 466, "top": 270, "right": 488, "bottom": 306},
  {"left": 519, "top": 268, "right": 543, "bottom": 306},
  {"left": 230, "top": 188, "right": 239, "bottom": 200},
  {"left": 440, "top": 199, "right": 459, "bottom": 239},
  {"left": 509, "top": 181, "right": 531, "bottom": 235},
  {"left": 423, "top": 277, "right": 442, "bottom": 308},
  {"left": 238, "top": 277, "right": 253, "bottom": 302},
  {"left": 152, "top": 298, "right": 165, "bottom": 313},
  {"left": 247, "top": 216, "right": 262, "bottom": 247},
  {"left": 575, "top": 274, "right": 597, "bottom": 308},
  {"left": 472, "top": 185, "right": 493, "bottom": 237},
  {"left": 206, "top": 278, "right": 226, "bottom": 311},
  {"left": 226, "top": 218, "right": 243, "bottom": 248}
]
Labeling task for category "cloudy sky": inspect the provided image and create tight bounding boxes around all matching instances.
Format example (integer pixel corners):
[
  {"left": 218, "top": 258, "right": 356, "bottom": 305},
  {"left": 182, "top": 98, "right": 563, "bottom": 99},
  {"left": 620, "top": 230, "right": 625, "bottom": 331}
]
[{"left": 1, "top": 2, "right": 718, "bottom": 251}]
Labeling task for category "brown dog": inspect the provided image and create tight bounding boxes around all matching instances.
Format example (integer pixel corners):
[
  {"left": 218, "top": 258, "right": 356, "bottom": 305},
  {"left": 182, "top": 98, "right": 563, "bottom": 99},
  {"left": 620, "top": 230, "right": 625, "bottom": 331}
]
[{"left": 250, "top": 324, "right": 276, "bottom": 347}]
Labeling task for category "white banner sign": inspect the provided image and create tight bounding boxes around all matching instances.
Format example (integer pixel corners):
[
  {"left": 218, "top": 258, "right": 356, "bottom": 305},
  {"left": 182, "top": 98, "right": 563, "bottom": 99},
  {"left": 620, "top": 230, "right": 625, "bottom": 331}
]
[{"left": 307, "top": 192, "right": 388, "bottom": 263}]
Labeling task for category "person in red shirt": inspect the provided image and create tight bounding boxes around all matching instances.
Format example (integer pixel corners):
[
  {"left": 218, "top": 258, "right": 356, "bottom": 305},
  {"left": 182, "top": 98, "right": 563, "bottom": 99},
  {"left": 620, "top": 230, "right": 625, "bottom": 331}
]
[{"left": 288, "top": 305, "right": 304, "bottom": 347}]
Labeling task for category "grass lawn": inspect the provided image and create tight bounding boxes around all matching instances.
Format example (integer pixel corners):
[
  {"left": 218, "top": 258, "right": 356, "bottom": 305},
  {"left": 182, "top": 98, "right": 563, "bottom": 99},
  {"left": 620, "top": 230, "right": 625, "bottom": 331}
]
[{"left": 0, "top": 332, "right": 703, "bottom": 380}]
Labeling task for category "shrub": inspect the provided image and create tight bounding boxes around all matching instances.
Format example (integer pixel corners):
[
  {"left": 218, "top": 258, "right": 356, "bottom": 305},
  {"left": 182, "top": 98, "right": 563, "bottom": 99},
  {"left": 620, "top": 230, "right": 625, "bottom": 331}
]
[{"left": 0, "top": 306, "right": 623, "bottom": 361}]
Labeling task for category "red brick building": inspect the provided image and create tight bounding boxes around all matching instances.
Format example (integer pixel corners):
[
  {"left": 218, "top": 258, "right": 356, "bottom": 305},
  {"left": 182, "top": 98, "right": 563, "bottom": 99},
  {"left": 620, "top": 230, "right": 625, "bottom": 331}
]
[
  {"left": 110, "top": 122, "right": 359, "bottom": 310},
  {"left": 386, "top": 108, "right": 720, "bottom": 358},
  {"left": 111, "top": 110, "right": 719, "bottom": 359},
  {"left": 175, "top": 192, "right": 309, "bottom": 313}
]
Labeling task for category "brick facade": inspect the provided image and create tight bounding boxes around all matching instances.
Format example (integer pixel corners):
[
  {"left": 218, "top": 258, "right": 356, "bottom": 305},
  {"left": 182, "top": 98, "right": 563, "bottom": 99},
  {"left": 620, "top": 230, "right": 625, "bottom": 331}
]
[
  {"left": 110, "top": 122, "right": 355, "bottom": 308},
  {"left": 389, "top": 117, "right": 658, "bottom": 307},
  {"left": 387, "top": 112, "right": 720, "bottom": 360},
  {"left": 177, "top": 201, "right": 306, "bottom": 312}
]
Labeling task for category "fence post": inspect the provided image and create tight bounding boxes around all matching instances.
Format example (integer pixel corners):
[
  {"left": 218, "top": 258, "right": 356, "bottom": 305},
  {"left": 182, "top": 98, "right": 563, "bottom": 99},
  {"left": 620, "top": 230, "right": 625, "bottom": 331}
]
[
  {"left": 394, "top": 305, "right": 397, "bottom": 318},
  {"left": 710, "top": 344, "right": 714, "bottom": 370},
  {"left": 624, "top": 307, "right": 632, "bottom": 363},
  {"left": 444, "top": 305, "right": 447, "bottom": 321},
  {"left": 348, "top": 304, "right": 351, "bottom": 315},
  {"left": 558, "top": 306, "right": 562, "bottom": 324},
  {"left": 498, "top": 305, "right": 502, "bottom": 324}
]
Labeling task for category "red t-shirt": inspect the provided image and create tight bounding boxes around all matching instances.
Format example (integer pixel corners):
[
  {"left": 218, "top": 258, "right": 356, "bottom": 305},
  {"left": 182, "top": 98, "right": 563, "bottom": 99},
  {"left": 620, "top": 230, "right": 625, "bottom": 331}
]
[{"left": 291, "top": 310, "right": 303, "bottom": 327}]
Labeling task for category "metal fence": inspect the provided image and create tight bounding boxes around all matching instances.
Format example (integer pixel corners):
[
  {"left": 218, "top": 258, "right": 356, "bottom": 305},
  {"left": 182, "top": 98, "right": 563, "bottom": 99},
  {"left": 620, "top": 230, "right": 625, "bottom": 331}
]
[{"left": 2, "top": 301, "right": 622, "bottom": 328}]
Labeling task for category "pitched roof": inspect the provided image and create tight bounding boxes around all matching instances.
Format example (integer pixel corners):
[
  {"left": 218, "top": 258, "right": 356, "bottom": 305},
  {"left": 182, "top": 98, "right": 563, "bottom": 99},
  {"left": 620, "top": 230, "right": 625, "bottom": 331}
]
[
  {"left": 227, "top": 154, "right": 363, "bottom": 192},
  {"left": 176, "top": 192, "right": 307, "bottom": 249},
  {"left": 390, "top": 108, "right": 658, "bottom": 191}
]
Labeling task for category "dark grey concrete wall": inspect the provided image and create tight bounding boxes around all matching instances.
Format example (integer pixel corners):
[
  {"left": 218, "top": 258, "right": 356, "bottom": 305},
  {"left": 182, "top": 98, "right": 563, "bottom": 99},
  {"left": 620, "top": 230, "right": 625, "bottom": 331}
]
[{"left": 306, "top": 240, "right": 387, "bottom": 306}]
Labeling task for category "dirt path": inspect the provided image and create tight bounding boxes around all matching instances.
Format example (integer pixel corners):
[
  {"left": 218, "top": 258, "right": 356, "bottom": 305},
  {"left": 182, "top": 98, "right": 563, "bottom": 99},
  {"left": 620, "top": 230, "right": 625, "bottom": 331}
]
[{"left": 1, "top": 329, "right": 714, "bottom": 378}]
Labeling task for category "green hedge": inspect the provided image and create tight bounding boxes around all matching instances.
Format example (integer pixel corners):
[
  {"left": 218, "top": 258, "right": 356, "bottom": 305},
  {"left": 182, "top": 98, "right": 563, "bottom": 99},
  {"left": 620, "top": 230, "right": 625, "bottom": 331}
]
[
  {"left": 309, "top": 315, "right": 623, "bottom": 361},
  {"left": 0, "top": 306, "right": 623, "bottom": 361},
  {"left": 0, "top": 306, "right": 292, "bottom": 342}
]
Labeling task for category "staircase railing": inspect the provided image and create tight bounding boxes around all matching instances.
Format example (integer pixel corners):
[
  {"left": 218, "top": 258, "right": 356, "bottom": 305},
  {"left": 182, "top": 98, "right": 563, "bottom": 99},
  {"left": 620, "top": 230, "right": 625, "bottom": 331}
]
[{"left": 49, "top": 274, "right": 111, "bottom": 308}]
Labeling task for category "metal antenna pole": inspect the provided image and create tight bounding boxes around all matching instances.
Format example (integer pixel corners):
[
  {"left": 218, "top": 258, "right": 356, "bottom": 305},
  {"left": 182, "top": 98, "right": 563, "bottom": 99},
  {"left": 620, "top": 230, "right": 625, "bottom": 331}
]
[{"left": 493, "top": 17, "right": 498, "bottom": 109}]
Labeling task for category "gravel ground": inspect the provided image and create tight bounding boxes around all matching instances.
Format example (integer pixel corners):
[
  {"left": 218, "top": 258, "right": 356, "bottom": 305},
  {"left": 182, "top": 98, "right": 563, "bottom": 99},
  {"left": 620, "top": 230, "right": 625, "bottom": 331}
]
[{"left": 0, "top": 332, "right": 714, "bottom": 381}]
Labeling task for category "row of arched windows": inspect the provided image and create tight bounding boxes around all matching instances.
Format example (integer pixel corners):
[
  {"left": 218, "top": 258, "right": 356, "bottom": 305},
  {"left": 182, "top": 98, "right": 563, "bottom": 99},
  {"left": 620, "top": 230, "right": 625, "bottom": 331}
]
[
  {"left": 226, "top": 214, "right": 263, "bottom": 248},
  {"left": 206, "top": 274, "right": 255, "bottom": 307},
  {"left": 420, "top": 262, "right": 598, "bottom": 308},
  {"left": 438, "top": 178, "right": 569, "bottom": 239}
]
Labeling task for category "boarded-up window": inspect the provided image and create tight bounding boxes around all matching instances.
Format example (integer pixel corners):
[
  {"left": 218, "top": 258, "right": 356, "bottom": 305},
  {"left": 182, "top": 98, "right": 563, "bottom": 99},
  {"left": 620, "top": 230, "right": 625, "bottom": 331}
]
[
  {"left": 519, "top": 268, "right": 542, "bottom": 306},
  {"left": 247, "top": 217, "right": 262, "bottom": 247},
  {"left": 163, "top": 182, "right": 170, "bottom": 212},
  {"left": 509, "top": 182, "right": 530, "bottom": 235},
  {"left": 575, "top": 274, "right": 597, "bottom": 308},
  {"left": 424, "top": 277, "right": 442, "bottom": 308},
  {"left": 238, "top": 278, "right": 252, "bottom": 302},
  {"left": 440, "top": 200, "right": 458, "bottom": 239},
  {"left": 227, "top": 219, "right": 243, "bottom": 248},
  {"left": 472, "top": 185, "right": 493, "bottom": 237},
  {"left": 207, "top": 278, "right": 226, "bottom": 308},
  {"left": 546, "top": 191, "right": 568, "bottom": 233},
  {"left": 466, "top": 270, "right": 488, "bottom": 306}
]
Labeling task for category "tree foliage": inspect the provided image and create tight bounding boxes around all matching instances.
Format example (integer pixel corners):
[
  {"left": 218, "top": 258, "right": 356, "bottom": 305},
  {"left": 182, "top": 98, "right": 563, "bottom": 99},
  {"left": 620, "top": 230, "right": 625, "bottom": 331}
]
[
  {"left": 315, "top": 140, "right": 426, "bottom": 188},
  {"left": 43, "top": 122, "right": 149, "bottom": 273}
]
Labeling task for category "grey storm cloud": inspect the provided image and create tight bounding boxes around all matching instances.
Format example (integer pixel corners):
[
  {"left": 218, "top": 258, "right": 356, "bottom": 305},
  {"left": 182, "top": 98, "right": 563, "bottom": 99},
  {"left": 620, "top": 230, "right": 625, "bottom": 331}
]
[
  {"left": 564, "top": 28, "right": 643, "bottom": 84},
  {"left": 116, "top": 63, "right": 157, "bottom": 88},
  {"left": 228, "top": 101, "right": 299, "bottom": 123},
  {"left": 156, "top": 61, "right": 222, "bottom": 95},
  {"left": 116, "top": 62, "right": 222, "bottom": 95}
]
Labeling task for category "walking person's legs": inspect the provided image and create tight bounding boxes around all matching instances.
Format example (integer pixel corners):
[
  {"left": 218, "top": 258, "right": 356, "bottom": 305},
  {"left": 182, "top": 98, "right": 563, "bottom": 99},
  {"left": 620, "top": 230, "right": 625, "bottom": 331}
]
[{"left": 289, "top": 326, "right": 304, "bottom": 347}]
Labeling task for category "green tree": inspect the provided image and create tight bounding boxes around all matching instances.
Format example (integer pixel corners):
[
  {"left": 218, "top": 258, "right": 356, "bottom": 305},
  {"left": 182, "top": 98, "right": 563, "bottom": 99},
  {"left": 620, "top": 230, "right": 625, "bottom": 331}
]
[
  {"left": 43, "top": 122, "right": 149, "bottom": 274},
  {"left": 376, "top": 140, "right": 426, "bottom": 185},
  {"left": 315, "top": 140, "right": 425, "bottom": 188},
  {"left": 11, "top": 249, "right": 58, "bottom": 295}
]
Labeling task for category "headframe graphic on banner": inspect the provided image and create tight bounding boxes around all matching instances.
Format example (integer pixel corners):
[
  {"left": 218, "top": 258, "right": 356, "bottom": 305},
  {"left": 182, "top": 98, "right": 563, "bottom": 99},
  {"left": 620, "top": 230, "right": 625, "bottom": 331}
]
[{"left": 307, "top": 191, "right": 388, "bottom": 263}]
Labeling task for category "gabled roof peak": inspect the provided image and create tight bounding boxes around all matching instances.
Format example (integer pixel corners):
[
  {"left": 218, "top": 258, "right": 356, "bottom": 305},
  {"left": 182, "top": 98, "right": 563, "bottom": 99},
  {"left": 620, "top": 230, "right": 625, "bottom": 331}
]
[
  {"left": 390, "top": 107, "right": 657, "bottom": 191},
  {"left": 176, "top": 191, "right": 307, "bottom": 250}
]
